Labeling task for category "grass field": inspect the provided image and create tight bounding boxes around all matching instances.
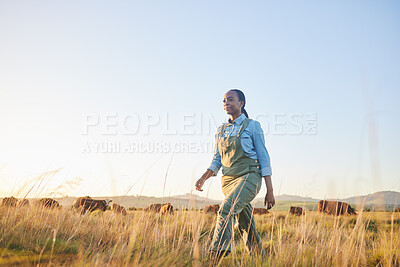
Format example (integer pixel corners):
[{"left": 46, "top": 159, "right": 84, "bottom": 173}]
[{"left": 0, "top": 206, "right": 399, "bottom": 266}]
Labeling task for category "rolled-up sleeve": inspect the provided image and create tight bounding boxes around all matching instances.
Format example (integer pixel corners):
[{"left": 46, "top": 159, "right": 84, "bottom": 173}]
[
  {"left": 252, "top": 121, "right": 272, "bottom": 176},
  {"left": 207, "top": 125, "right": 222, "bottom": 176}
]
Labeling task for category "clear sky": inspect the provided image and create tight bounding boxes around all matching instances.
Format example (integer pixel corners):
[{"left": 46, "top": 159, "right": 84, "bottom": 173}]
[{"left": 0, "top": 1, "right": 399, "bottom": 201}]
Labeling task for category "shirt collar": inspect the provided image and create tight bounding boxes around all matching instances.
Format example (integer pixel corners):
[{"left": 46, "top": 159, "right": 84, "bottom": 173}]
[{"left": 228, "top": 113, "right": 246, "bottom": 125}]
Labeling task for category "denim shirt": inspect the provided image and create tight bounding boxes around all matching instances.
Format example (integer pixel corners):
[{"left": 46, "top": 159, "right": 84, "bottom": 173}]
[{"left": 208, "top": 114, "right": 272, "bottom": 177}]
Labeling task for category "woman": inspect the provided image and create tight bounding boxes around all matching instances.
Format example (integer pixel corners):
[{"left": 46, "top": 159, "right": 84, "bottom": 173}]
[{"left": 195, "top": 89, "right": 275, "bottom": 260}]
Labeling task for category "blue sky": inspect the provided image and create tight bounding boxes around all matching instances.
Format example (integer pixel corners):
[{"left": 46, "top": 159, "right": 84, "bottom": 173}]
[{"left": 0, "top": 1, "right": 399, "bottom": 200}]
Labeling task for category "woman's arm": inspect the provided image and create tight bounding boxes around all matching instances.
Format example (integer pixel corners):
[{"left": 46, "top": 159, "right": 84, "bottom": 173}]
[
  {"left": 251, "top": 121, "right": 272, "bottom": 177},
  {"left": 251, "top": 121, "right": 275, "bottom": 209},
  {"left": 195, "top": 125, "right": 222, "bottom": 191},
  {"left": 207, "top": 125, "right": 223, "bottom": 176},
  {"left": 195, "top": 169, "right": 214, "bottom": 191},
  {"left": 264, "top": 175, "right": 273, "bottom": 192},
  {"left": 263, "top": 175, "right": 275, "bottom": 209}
]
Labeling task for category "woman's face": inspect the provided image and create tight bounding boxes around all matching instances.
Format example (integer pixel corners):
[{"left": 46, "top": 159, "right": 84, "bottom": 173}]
[{"left": 223, "top": 91, "right": 243, "bottom": 116}]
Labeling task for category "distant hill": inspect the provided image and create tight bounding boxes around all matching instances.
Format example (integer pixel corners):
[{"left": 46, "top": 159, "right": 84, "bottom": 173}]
[
  {"left": 171, "top": 193, "right": 216, "bottom": 203},
  {"left": 251, "top": 191, "right": 400, "bottom": 211},
  {"left": 343, "top": 191, "right": 400, "bottom": 205},
  {"left": 255, "top": 194, "right": 319, "bottom": 203},
  {"left": 251, "top": 200, "right": 319, "bottom": 211},
  {"left": 251, "top": 194, "right": 319, "bottom": 211}
]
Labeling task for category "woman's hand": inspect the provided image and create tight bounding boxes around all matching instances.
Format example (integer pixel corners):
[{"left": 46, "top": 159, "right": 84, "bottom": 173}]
[
  {"left": 195, "top": 177, "right": 206, "bottom": 192},
  {"left": 195, "top": 169, "right": 214, "bottom": 192},
  {"left": 263, "top": 175, "right": 274, "bottom": 209},
  {"left": 264, "top": 191, "right": 275, "bottom": 210}
]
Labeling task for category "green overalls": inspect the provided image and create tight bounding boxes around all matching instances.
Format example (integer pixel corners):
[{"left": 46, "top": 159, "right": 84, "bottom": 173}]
[{"left": 210, "top": 117, "right": 266, "bottom": 256}]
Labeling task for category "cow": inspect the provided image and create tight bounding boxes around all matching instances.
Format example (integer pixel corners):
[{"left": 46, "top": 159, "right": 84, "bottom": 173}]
[
  {"left": 289, "top": 206, "right": 304, "bottom": 216},
  {"left": 144, "top": 203, "right": 164, "bottom": 212},
  {"left": 160, "top": 203, "right": 174, "bottom": 215},
  {"left": 252, "top": 208, "right": 269, "bottom": 215},
  {"left": 17, "top": 199, "right": 30, "bottom": 207},
  {"left": 2, "top": 196, "right": 18, "bottom": 207},
  {"left": 111, "top": 203, "right": 127, "bottom": 215},
  {"left": 72, "top": 196, "right": 111, "bottom": 214},
  {"left": 38, "top": 198, "right": 60, "bottom": 208},
  {"left": 318, "top": 200, "right": 356, "bottom": 215},
  {"left": 203, "top": 204, "right": 220, "bottom": 214}
]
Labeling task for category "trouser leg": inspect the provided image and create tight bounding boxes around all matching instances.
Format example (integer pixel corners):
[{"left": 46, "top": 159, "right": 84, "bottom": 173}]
[
  {"left": 210, "top": 173, "right": 261, "bottom": 253},
  {"left": 237, "top": 203, "right": 266, "bottom": 257},
  {"left": 210, "top": 185, "right": 242, "bottom": 253}
]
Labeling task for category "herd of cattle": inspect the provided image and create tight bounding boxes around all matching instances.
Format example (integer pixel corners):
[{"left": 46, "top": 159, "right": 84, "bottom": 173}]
[
  {"left": 0, "top": 196, "right": 173, "bottom": 215},
  {"left": 1, "top": 196, "right": 363, "bottom": 216},
  {"left": 201, "top": 200, "right": 358, "bottom": 216}
]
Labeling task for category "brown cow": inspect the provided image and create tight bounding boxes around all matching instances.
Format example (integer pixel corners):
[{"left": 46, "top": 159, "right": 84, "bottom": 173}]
[
  {"left": 160, "top": 203, "right": 174, "bottom": 215},
  {"left": 318, "top": 200, "right": 356, "bottom": 215},
  {"left": 111, "top": 203, "right": 127, "bottom": 215},
  {"left": 252, "top": 208, "right": 269, "bottom": 215},
  {"left": 2, "top": 196, "right": 18, "bottom": 207},
  {"left": 144, "top": 203, "right": 164, "bottom": 212},
  {"left": 72, "top": 196, "right": 111, "bottom": 214},
  {"left": 17, "top": 199, "right": 30, "bottom": 207},
  {"left": 289, "top": 206, "right": 304, "bottom": 216},
  {"left": 38, "top": 198, "right": 60, "bottom": 208},
  {"left": 203, "top": 204, "right": 220, "bottom": 214}
]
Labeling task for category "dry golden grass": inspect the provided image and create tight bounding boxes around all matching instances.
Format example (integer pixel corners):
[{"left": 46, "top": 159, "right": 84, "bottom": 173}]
[{"left": 0, "top": 205, "right": 399, "bottom": 266}]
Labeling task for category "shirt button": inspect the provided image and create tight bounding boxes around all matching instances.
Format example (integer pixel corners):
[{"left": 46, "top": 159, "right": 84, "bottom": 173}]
[
  {"left": 255, "top": 160, "right": 258, "bottom": 163},
  {"left": 256, "top": 166, "right": 259, "bottom": 169}
]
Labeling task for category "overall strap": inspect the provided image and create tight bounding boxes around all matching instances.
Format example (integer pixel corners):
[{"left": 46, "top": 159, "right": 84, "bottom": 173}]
[
  {"left": 236, "top": 118, "right": 251, "bottom": 137},
  {"left": 218, "top": 123, "right": 229, "bottom": 139}
]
